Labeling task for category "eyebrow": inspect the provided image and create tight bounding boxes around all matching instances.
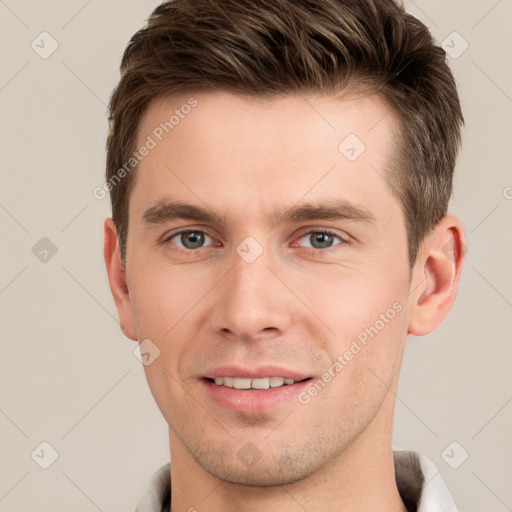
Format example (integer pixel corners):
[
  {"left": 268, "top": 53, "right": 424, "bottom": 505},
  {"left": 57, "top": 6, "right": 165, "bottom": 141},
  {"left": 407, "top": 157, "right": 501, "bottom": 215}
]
[
  {"left": 142, "top": 202, "right": 225, "bottom": 225},
  {"left": 271, "top": 199, "right": 376, "bottom": 225},
  {"left": 141, "top": 199, "right": 376, "bottom": 227}
]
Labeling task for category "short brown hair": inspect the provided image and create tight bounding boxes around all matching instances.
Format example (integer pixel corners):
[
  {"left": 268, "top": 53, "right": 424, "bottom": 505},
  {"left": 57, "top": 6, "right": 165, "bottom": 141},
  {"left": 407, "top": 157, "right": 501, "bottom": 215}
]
[{"left": 106, "top": 0, "right": 463, "bottom": 268}]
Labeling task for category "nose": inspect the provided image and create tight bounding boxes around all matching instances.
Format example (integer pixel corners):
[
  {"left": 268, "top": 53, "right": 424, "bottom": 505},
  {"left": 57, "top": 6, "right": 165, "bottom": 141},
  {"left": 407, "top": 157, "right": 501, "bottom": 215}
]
[{"left": 209, "top": 245, "right": 293, "bottom": 342}]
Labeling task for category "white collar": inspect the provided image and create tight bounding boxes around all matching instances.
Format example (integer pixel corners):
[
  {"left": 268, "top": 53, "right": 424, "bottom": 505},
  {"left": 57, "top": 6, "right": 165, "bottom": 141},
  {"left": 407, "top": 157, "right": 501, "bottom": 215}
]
[{"left": 413, "top": 451, "right": 459, "bottom": 511}]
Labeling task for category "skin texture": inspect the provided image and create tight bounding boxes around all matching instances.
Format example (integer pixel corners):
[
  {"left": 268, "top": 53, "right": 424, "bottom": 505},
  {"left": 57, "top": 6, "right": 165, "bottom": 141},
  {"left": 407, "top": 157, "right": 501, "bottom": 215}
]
[{"left": 104, "top": 91, "right": 465, "bottom": 512}]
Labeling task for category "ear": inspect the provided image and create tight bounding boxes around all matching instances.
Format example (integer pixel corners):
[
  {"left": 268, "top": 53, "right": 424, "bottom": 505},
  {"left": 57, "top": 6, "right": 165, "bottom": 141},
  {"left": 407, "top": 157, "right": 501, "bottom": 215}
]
[
  {"left": 408, "top": 215, "right": 466, "bottom": 336},
  {"left": 103, "top": 218, "right": 138, "bottom": 341}
]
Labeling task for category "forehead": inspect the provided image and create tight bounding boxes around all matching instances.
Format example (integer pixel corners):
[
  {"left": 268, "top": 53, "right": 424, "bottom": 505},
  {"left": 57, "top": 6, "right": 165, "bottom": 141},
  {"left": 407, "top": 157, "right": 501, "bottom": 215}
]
[{"left": 131, "top": 90, "right": 401, "bottom": 227}]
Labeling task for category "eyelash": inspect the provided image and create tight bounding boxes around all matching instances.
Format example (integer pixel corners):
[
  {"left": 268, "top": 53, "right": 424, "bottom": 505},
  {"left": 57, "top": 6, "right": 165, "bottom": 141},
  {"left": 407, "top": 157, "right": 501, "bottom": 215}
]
[{"left": 162, "top": 228, "right": 348, "bottom": 255}]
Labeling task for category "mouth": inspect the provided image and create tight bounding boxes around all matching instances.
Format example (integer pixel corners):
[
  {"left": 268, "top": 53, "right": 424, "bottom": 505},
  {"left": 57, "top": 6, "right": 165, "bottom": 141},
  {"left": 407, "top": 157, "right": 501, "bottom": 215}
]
[
  {"left": 200, "top": 367, "right": 313, "bottom": 415},
  {"left": 205, "top": 376, "right": 311, "bottom": 390}
]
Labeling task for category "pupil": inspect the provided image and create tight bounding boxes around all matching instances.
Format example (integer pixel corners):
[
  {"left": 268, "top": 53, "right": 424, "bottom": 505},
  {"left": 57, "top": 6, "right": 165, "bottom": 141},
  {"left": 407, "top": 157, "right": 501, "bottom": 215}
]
[
  {"left": 182, "top": 231, "right": 204, "bottom": 249},
  {"left": 311, "top": 232, "right": 332, "bottom": 249}
]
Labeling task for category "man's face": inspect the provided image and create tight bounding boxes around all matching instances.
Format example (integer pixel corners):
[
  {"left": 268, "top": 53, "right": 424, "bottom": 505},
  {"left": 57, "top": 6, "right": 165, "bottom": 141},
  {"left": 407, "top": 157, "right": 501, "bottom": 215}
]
[{"left": 124, "top": 91, "right": 414, "bottom": 485}]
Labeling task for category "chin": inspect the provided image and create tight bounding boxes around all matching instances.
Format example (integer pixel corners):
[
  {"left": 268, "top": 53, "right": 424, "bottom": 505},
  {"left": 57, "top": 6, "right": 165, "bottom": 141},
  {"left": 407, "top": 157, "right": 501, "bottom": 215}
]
[
  {"left": 186, "top": 435, "right": 344, "bottom": 487},
  {"left": 200, "top": 459, "right": 317, "bottom": 487}
]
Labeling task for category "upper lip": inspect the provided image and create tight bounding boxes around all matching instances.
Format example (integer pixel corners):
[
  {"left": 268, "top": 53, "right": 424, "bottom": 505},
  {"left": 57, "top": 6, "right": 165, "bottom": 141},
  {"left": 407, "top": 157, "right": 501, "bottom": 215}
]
[{"left": 202, "top": 365, "right": 311, "bottom": 381}]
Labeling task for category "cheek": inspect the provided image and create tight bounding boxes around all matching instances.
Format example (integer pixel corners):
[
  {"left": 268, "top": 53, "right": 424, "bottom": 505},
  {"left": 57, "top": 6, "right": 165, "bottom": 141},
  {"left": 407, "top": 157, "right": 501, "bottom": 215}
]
[
  {"left": 301, "top": 264, "right": 409, "bottom": 399},
  {"left": 127, "top": 259, "right": 205, "bottom": 338},
  {"left": 304, "top": 292, "right": 407, "bottom": 423},
  {"left": 127, "top": 263, "right": 214, "bottom": 399},
  {"left": 303, "top": 265, "right": 406, "bottom": 339}
]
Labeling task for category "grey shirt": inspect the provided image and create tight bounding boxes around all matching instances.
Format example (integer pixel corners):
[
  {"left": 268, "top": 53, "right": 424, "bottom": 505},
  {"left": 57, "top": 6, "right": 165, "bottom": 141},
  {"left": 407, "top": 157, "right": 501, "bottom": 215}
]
[{"left": 134, "top": 450, "right": 458, "bottom": 512}]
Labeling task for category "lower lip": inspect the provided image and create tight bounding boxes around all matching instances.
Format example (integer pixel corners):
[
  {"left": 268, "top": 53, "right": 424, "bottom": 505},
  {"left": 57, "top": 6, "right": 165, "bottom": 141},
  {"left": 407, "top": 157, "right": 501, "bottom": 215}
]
[{"left": 201, "top": 379, "right": 312, "bottom": 415}]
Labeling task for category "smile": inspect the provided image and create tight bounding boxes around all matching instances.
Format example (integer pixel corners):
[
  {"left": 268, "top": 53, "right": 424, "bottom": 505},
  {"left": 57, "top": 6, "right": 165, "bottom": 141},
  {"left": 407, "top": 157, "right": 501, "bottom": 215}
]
[{"left": 208, "top": 376, "right": 301, "bottom": 390}]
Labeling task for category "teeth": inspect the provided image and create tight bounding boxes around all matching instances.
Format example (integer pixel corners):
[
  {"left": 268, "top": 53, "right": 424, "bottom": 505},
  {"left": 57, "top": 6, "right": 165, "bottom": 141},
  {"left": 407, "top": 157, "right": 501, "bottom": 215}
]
[
  {"left": 212, "top": 377, "right": 297, "bottom": 389},
  {"left": 233, "top": 378, "right": 251, "bottom": 389},
  {"left": 223, "top": 377, "right": 234, "bottom": 388},
  {"left": 252, "top": 378, "right": 270, "bottom": 390},
  {"left": 270, "top": 377, "right": 284, "bottom": 387}
]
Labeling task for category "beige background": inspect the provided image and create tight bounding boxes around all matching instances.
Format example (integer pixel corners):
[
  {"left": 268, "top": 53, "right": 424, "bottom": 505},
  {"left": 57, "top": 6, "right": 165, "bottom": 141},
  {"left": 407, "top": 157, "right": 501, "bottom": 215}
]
[{"left": 0, "top": 1, "right": 511, "bottom": 510}]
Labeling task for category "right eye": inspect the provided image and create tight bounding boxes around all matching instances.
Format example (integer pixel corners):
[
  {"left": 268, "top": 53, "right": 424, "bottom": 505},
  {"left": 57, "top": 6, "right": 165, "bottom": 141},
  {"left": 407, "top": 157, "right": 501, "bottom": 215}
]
[{"left": 165, "top": 230, "right": 216, "bottom": 251}]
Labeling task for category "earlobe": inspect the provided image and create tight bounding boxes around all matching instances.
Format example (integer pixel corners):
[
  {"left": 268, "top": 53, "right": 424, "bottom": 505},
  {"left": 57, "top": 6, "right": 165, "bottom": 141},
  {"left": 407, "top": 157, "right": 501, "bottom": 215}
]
[
  {"left": 408, "top": 215, "right": 466, "bottom": 336},
  {"left": 103, "top": 219, "right": 138, "bottom": 341}
]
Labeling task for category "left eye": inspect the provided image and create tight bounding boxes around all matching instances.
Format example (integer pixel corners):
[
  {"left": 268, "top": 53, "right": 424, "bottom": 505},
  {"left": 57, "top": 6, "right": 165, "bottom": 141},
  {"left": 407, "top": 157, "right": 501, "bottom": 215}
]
[
  {"left": 168, "top": 230, "right": 215, "bottom": 250},
  {"left": 297, "top": 231, "right": 344, "bottom": 250}
]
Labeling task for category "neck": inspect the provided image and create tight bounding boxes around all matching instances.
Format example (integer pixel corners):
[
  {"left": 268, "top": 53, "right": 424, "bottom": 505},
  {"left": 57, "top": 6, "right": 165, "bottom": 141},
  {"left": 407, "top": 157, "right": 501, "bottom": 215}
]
[{"left": 168, "top": 390, "right": 407, "bottom": 512}]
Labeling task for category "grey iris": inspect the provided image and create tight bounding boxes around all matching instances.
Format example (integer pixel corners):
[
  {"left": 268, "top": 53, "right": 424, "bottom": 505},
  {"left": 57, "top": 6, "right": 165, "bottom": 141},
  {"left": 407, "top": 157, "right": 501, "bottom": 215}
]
[
  {"left": 310, "top": 232, "right": 334, "bottom": 249},
  {"left": 181, "top": 232, "right": 205, "bottom": 249}
]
